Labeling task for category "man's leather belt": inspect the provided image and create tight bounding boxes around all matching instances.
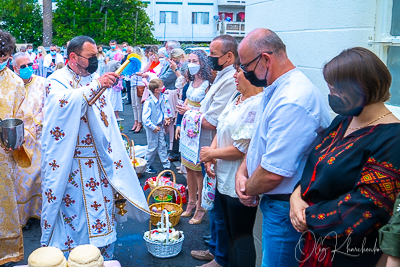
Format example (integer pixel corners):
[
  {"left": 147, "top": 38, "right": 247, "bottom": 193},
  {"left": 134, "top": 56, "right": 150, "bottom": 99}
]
[{"left": 267, "top": 194, "right": 291, "bottom": 202}]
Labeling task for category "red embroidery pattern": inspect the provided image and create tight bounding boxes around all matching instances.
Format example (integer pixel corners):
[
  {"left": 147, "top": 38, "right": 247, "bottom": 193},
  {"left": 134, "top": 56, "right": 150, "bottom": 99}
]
[
  {"left": 114, "top": 160, "right": 123, "bottom": 169},
  {"left": 100, "top": 246, "right": 110, "bottom": 259},
  {"left": 104, "top": 196, "right": 111, "bottom": 203},
  {"left": 101, "top": 177, "right": 109, "bottom": 188},
  {"left": 344, "top": 194, "right": 351, "bottom": 202},
  {"left": 311, "top": 210, "right": 337, "bottom": 220},
  {"left": 45, "top": 189, "right": 56, "bottom": 203},
  {"left": 62, "top": 212, "right": 77, "bottom": 231},
  {"left": 85, "top": 177, "right": 99, "bottom": 191},
  {"left": 68, "top": 169, "right": 79, "bottom": 188},
  {"left": 62, "top": 194, "right": 75, "bottom": 207},
  {"left": 49, "top": 159, "right": 59, "bottom": 170},
  {"left": 65, "top": 236, "right": 74, "bottom": 251},
  {"left": 81, "top": 134, "right": 93, "bottom": 145},
  {"left": 358, "top": 157, "right": 400, "bottom": 213},
  {"left": 85, "top": 159, "right": 94, "bottom": 168},
  {"left": 59, "top": 96, "right": 68, "bottom": 107},
  {"left": 74, "top": 148, "right": 81, "bottom": 157},
  {"left": 44, "top": 220, "right": 51, "bottom": 229},
  {"left": 108, "top": 143, "right": 112, "bottom": 154},
  {"left": 91, "top": 201, "right": 102, "bottom": 211},
  {"left": 92, "top": 219, "right": 106, "bottom": 234},
  {"left": 50, "top": 127, "right": 65, "bottom": 141},
  {"left": 99, "top": 95, "right": 107, "bottom": 108},
  {"left": 81, "top": 116, "right": 88, "bottom": 123}
]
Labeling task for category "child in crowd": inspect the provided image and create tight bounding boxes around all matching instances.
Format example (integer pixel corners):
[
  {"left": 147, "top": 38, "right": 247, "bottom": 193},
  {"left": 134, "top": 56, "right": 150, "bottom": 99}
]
[{"left": 142, "top": 78, "right": 172, "bottom": 173}]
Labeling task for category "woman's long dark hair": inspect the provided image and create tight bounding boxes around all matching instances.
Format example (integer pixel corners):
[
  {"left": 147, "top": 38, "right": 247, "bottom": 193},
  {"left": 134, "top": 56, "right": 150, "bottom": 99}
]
[{"left": 188, "top": 50, "right": 213, "bottom": 83}]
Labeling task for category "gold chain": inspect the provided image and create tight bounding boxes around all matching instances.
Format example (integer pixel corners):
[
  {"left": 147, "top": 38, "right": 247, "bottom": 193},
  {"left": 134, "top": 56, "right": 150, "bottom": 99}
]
[{"left": 348, "top": 111, "right": 392, "bottom": 130}]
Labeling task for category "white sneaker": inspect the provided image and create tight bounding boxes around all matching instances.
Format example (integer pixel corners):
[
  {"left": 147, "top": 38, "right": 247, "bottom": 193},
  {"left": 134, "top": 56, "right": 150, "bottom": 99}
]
[
  {"left": 122, "top": 95, "right": 128, "bottom": 100},
  {"left": 116, "top": 118, "right": 124, "bottom": 121}
]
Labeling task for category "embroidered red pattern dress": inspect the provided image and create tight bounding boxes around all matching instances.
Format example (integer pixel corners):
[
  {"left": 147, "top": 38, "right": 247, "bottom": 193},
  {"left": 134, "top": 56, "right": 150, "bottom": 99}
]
[{"left": 299, "top": 115, "right": 400, "bottom": 267}]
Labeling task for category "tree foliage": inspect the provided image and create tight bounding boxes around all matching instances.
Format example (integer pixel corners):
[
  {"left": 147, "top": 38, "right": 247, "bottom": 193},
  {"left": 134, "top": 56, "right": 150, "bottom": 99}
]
[
  {"left": 53, "top": 0, "right": 158, "bottom": 46},
  {"left": 0, "top": 0, "right": 43, "bottom": 47}
]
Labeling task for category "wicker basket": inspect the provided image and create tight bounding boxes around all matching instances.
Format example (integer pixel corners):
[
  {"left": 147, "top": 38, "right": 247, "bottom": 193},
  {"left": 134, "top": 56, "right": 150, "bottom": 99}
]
[
  {"left": 143, "top": 210, "right": 184, "bottom": 258},
  {"left": 148, "top": 186, "right": 183, "bottom": 227},
  {"left": 148, "top": 170, "right": 177, "bottom": 198}
]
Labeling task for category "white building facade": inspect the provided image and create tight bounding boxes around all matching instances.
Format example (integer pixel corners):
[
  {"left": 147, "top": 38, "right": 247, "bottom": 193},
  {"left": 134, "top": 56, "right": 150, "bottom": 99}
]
[
  {"left": 245, "top": 0, "right": 400, "bottom": 113},
  {"left": 141, "top": 0, "right": 246, "bottom": 42},
  {"left": 244, "top": 1, "right": 400, "bottom": 265}
]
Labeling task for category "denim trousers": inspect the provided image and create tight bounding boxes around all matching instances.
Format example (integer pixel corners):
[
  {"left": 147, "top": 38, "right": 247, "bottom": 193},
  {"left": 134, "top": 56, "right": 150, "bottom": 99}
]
[
  {"left": 209, "top": 189, "right": 229, "bottom": 267},
  {"left": 260, "top": 196, "right": 301, "bottom": 267}
]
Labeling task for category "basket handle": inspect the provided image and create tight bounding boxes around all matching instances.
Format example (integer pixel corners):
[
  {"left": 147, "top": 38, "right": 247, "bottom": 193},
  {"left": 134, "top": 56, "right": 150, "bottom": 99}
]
[
  {"left": 155, "top": 170, "right": 176, "bottom": 185},
  {"left": 121, "top": 133, "right": 130, "bottom": 145},
  {"left": 130, "top": 140, "right": 135, "bottom": 161},
  {"left": 147, "top": 185, "right": 183, "bottom": 208},
  {"left": 161, "top": 209, "right": 170, "bottom": 244}
]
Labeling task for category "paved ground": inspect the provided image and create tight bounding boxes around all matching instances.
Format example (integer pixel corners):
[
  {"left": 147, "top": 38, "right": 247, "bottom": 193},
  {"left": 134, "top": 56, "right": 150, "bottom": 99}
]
[{"left": 14, "top": 95, "right": 211, "bottom": 267}]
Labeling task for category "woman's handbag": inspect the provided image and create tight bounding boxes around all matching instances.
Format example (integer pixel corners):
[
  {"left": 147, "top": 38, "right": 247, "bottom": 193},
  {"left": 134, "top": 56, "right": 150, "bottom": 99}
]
[{"left": 137, "top": 86, "right": 145, "bottom": 97}]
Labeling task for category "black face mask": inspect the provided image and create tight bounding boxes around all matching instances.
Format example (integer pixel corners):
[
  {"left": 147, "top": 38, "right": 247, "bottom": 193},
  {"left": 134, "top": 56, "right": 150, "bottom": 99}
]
[
  {"left": 328, "top": 94, "right": 364, "bottom": 117},
  {"left": 77, "top": 55, "right": 98, "bottom": 74},
  {"left": 244, "top": 67, "right": 268, "bottom": 87},
  {"left": 208, "top": 53, "right": 228, "bottom": 71}
]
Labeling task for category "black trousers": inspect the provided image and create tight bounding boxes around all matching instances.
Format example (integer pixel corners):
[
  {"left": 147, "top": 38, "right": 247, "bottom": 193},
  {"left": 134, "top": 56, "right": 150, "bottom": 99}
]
[{"left": 218, "top": 191, "right": 258, "bottom": 267}]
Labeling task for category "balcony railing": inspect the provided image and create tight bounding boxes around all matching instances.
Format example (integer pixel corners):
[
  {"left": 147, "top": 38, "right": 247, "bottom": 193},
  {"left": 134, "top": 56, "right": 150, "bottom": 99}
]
[
  {"left": 217, "top": 0, "right": 245, "bottom": 6},
  {"left": 217, "top": 21, "right": 245, "bottom": 36}
]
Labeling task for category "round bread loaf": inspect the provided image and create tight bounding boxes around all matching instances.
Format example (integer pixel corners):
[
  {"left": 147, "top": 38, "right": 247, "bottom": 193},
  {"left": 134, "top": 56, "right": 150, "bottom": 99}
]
[
  {"left": 67, "top": 244, "right": 104, "bottom": 267},
  {"left": 28, "top": 246, "right": 67, "bottom": 267}
]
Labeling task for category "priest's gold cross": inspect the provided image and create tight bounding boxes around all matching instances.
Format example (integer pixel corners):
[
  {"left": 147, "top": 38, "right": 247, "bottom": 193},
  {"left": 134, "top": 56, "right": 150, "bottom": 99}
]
[{"left": 100, "top": 111, "right": 109, "bottom": 127}]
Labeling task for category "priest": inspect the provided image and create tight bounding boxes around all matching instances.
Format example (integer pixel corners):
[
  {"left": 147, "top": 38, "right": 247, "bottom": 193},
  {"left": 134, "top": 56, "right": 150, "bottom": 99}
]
[
  {"left": 41, "top": 36, "right": 149, "bottom": 259},
  {"left": 0, "top": 30, "right": 32, "bottom": 267},
  {"left": 12, "top": 51, "right": 45, "bottom": 230}
]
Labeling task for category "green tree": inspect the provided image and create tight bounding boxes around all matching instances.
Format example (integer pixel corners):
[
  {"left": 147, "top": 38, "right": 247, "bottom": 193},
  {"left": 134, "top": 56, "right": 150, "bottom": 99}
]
[
  {"left": 0, "top": 0, "right": 43, "bottom": 47},
  {"left": 53, "top": 0, "right": 157, "bottom": 46}
]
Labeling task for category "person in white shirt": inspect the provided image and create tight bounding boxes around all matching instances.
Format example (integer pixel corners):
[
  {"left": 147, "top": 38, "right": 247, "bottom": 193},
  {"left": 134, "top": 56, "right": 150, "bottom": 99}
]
[
  {"left": 26, "top": 44, "right": 36, "bottom": 63},
  {"left": 43, "top": 44, "right": 64, "bottom": 77}
]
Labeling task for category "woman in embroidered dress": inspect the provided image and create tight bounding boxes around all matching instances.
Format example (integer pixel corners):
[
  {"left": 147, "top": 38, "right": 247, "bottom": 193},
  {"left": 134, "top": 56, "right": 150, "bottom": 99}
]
[
  {"left": 200, "top": 59, "right": 263, "bottom": 266},
  {"left": 290, "top": 47, "right": 400, "bottom": 267},
  {"left": 177, "top": 50, "right": 213, "bottom": 224}
]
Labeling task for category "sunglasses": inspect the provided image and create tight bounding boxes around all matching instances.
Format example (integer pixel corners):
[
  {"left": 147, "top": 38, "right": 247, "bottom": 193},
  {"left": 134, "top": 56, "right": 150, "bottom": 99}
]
[
  {"left": 20, "top": 63, "right": 33, "bottom": 69},
  {"left": 50, "top": 50, "right": 57, "bottom": 52},
  {"left": 239, "top": 51, "right": 273, "bottom": 74}
]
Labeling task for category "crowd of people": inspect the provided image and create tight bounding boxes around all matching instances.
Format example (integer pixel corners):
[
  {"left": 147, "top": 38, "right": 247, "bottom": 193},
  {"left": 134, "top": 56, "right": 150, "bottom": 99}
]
[{"left": 1, "top": 26, "right": 400, "bottom": 267}]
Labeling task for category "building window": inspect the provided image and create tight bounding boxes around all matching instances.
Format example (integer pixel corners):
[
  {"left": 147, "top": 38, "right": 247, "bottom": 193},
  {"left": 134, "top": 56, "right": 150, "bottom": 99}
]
[
  {"left": 160, "top": 11, "right": 178, "bottom": 24},
  {"left": 192, "top": 12, "right": 209, "bottom": 24}
]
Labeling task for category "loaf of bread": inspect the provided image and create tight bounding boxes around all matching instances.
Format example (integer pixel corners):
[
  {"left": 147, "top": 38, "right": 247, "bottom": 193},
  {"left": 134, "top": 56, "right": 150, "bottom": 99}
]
[
  {"left": 67, "top": 244, "right": 104, "bottom": 267},
  {"left": 28, "top": 247, "right": 67, "bottom": 267}
]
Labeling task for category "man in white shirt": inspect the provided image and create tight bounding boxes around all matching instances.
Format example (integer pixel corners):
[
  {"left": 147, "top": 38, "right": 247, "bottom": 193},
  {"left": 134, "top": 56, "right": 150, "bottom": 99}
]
[
  {"left": 43, "top": 44, "right": 64, "bottom": 77},
  {"left": 189, "top": 35, "right": 238, "bottom": 267},
  {"left": 26, "top": 44, "right": 36, "bottom": 63},
  {"left": 235, "top": 28, "right": 331, "bottom": 267}
]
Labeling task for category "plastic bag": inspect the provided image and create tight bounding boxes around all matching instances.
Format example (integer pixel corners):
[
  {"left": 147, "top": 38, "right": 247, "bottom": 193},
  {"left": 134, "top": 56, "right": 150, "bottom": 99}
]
[{"left": 201, "top": 173, "right": 216, "bottom": 210}]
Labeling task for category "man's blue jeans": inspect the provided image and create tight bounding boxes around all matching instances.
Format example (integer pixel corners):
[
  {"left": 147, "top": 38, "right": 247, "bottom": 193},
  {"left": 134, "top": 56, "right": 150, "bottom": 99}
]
[
  {"left": 208, "top": 190, "right": 229, "bottom": 267},
  {"left": 260, "top": 196, "right": 301, "bottom": 267}
]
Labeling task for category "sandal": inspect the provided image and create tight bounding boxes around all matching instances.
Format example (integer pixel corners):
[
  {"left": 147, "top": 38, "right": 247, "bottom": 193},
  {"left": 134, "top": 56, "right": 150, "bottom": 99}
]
[
  {"left": 181, "top": 202, "right": 196, "bottom": 217},
  {"left": 189, "top": 208, "right": 207, "bottom": 225}
]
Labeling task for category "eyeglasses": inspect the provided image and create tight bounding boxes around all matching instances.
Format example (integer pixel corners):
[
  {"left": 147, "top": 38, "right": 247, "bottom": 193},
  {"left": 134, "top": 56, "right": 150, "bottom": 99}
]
[
  {"left": 239, "top": 51, "right": 273, "bottom": 74},
  {"left": 19, "top": 63, "right": 33, "bottom": 69}
]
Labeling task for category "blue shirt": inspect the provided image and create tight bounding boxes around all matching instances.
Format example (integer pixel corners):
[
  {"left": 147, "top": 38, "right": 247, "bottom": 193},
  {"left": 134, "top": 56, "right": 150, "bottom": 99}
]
[{"left": 246, "top": 68, "right": 332, "bottom": 195}]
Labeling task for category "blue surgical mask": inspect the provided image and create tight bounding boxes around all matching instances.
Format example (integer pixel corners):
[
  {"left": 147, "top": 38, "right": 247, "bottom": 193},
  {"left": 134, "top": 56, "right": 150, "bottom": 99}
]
[
  {"left": 19, "top": 66, "right": 33, "bottom": 79},
  {"left": 38, "top": 49, "right": 42, "bottom": 53},
  {"left": 51, "top": 51, "right": 56, "bottom": 56},
  {"left": 123, "top": 47, "right": 127, "bottom": 52},
  {"left": 111, "top": 45, "right": 116, "bottom": 50},
  {"left": 0, "top": 59, "right": 8, "bottom": 71},
  {"left": 28, "top": 49, "right": 33, "bottom": 53}
]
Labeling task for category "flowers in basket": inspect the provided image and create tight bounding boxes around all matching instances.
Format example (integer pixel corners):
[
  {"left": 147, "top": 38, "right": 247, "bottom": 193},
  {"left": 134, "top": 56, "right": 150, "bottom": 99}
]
[{"left": 144, "top": 221, "right": 183, "bottom": 243}]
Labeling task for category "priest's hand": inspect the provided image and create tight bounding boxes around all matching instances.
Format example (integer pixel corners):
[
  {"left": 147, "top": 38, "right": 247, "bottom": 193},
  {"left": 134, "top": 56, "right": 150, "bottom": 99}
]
[{"left": 98, "top": 72, "right": 119, "bottom": 88}]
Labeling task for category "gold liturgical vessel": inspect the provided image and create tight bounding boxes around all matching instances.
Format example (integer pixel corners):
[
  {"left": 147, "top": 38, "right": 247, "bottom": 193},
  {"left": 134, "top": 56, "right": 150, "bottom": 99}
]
[{"left": 114, "top": 193, "right": 127, "bottom": 216}]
